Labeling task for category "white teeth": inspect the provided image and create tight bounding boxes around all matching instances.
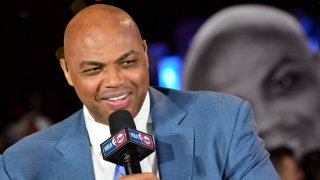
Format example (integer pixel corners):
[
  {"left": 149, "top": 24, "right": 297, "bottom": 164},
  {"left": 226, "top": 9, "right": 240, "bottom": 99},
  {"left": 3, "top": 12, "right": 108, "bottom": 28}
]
[{"left": 107, "top": 94, "right": 128, "bottom": 101}]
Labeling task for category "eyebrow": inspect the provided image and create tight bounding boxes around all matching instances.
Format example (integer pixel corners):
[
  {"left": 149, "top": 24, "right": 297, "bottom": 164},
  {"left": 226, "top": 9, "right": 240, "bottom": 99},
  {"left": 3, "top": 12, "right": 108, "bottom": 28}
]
[
  {"left": 80, "top": 61, "right": 105, "bottom": 68},
  {"left": 79, "top": 50, "right": 138, "bottom": 68},
  {"left": 263, "top": 57, "right": 294, "bottom": 82},
  {"left": 115, "top": 50, "right": 138, "bottom": 63}
]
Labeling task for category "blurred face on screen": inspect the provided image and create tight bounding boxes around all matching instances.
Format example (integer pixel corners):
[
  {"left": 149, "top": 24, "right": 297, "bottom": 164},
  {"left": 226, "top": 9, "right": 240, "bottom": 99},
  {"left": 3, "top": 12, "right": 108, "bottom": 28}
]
[
  {"left": 205, "top": 34, "right": 320, "bottom": 155},
  {"left": 60, "top": 5, "right": 150, "bottom": 124}
]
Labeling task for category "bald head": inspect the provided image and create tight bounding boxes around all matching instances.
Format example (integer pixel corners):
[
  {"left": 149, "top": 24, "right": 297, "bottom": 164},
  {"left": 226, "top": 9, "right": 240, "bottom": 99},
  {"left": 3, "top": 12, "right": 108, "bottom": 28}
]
[
  {"left": 64, "top": 4, "right": 143, "bottom": 61},
  {"left": 59, "top": 4, "right": 150, "bottom": 124}
]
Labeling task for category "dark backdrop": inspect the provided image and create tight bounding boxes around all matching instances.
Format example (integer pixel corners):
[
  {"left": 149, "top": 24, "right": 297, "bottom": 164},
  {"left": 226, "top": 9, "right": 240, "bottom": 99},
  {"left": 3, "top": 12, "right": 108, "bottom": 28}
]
[{"left": 1, "top": 0, "right": 319, "bottom": 131}]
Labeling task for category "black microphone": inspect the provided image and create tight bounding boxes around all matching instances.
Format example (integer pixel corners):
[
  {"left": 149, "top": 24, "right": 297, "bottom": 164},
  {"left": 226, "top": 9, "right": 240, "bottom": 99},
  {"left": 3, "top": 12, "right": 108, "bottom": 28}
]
[{"left": 100, "top": 110, "right": 155, "bottom": 175}]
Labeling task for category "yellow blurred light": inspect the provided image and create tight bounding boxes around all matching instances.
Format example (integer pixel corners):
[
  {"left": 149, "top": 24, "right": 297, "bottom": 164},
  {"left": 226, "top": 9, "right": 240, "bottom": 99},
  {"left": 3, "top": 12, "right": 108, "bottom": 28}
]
[
  {"left": 71, "top": 0, "right": 87, "bottom": 14},
  {"left": 55, "top": 47, "right": 64, "bottom": 61}
]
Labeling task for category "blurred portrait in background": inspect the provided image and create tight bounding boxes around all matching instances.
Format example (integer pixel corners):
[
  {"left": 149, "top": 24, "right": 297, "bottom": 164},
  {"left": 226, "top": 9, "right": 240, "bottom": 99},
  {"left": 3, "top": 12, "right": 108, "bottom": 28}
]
[{"left": 184, "top": 4, "right": 320, "bottom": 158}]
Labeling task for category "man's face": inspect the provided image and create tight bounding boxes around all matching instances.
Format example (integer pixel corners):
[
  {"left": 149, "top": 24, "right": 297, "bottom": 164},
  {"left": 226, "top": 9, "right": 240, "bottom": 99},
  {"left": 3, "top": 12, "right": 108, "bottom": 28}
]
[
  {"left": 208, "top": 35, "right": 320, "bottom": 155},
  {"left": 62, "top": 25, "right": 149, "bottom": 124}
]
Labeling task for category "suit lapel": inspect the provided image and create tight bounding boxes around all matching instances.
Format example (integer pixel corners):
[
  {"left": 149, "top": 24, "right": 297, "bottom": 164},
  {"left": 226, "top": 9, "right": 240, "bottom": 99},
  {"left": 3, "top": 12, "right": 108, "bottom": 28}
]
[
  {"left": 47, "top": 88, "right": 194, "bottom": 179},
  {"left": 149, "top": 87, "right": 194, "bottom": 179},
  {"left": 50, "top": 111, "right": 95, "bottom": 179}
]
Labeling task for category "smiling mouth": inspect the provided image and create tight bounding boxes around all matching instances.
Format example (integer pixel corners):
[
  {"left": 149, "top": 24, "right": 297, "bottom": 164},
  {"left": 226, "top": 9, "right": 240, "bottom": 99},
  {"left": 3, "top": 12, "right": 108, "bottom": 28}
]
[
  {"left": 107, "top": 94, "right": 129, "bottom": 101},
  {"left": 102, "top": 92, "right": 131, "bottom": 109}
]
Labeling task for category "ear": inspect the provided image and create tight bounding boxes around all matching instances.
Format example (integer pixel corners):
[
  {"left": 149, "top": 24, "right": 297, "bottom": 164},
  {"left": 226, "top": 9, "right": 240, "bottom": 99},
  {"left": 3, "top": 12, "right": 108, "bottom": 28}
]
[
  {"left": 142, "top": 39, "right": 148, "bottom": 52},
  {"left": 142, "top": 40, "right": 149, "bottom": 68},
  {"left": 59, "top": 58, "right": 74, "bottom": 86}
]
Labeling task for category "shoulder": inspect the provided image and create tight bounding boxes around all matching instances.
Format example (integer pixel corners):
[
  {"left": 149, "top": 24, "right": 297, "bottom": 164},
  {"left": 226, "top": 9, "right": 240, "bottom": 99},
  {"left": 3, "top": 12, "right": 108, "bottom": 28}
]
[
  {"left": 151, "top": 86, "right": 246, "bottom": 111},
  {"left": 1, "top": 110, "right": 84, "bottom": 178},
  {"left": 3, "top": 109, "right": 83, "bottom": 157},
  {"left": 150, "top": 86, "right": 251, "bottom": 127}
]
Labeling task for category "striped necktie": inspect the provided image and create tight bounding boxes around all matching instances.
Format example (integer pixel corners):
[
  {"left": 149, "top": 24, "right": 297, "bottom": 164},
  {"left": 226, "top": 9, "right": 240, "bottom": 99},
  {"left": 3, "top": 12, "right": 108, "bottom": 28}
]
[{"left": 114, "top": 165, "right": 126, "bottom": 180}]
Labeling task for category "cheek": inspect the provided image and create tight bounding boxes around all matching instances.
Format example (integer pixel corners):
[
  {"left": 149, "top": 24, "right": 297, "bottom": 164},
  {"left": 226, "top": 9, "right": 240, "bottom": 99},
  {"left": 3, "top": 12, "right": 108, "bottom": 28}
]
[
  {"left": 128, "top": 68, "right": 149, "bottom": 87},
  {"left": 275, "top": 88, "right": 320, "bottom": 115},
  {"left": 73, "top": 77, "right": 100, "bottom": 100}
]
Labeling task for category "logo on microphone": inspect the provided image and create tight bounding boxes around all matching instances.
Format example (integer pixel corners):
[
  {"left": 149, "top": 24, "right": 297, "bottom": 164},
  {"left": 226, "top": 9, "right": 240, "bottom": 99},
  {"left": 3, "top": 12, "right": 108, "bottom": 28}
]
[
  {"left": 140, "top": 134, "right": 151, "bottom": 146},
  {"left": 101, "top": 128, "right": 156, "bottom": 164},
  {"left": 114, "top": 130, "right": 127, "bottom": 147},
  {"left": 101, "top": 139, "right": 116, "bottom": 156},
  {"left": 101, "top": 129, "right": 127, "bottom": 157},
  {"left": 128, "top": 129, "right": 154, "bottom": 148}
]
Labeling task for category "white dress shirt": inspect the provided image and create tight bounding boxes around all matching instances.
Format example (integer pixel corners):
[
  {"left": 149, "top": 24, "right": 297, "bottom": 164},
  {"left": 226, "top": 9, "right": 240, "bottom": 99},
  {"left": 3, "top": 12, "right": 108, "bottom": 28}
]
[{"left": 84, "top": 92, "right": 159, "bottom": 180}]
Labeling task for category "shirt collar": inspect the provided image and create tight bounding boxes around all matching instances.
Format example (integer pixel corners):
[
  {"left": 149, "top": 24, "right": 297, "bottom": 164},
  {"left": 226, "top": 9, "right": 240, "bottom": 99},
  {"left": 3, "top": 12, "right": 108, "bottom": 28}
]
[{"left": 84, "top": 91, "right": 151, "bottom": 155}]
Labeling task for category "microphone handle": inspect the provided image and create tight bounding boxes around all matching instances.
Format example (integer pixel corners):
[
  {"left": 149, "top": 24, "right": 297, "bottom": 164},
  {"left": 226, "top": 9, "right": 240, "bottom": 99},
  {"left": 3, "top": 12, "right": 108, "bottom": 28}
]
[{"left": 121, "top": 147, "right": 142, "bottom": 175}]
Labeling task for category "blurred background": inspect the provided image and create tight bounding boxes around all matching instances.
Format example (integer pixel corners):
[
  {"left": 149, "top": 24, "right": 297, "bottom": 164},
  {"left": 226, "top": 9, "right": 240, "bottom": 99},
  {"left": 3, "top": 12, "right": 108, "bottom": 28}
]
[
  {"left": 1, "top": 1, "right": 320, "bottom": 179},
  {"left": 1, "top": 0, "right": 319, "bottom": 153}
]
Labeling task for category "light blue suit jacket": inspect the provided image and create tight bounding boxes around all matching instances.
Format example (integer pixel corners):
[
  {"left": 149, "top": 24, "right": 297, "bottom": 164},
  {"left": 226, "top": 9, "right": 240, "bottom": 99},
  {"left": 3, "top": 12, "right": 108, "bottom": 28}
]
[{"left": 0, "top": 87, "right": 279, "bottom": 179}]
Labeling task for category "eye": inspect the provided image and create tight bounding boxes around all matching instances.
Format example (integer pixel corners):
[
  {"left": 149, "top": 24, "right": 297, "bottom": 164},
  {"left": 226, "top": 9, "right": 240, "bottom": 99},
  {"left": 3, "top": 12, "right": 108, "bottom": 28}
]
[
  {"left": 268, "top": 72, "right": 301, "bottom": 96},
  {"left": 121, "top": 60, "right": 137, "bottom": 67},
  {"left": 262, "top": 57, "right": 317, "bottom": 100},
  {"left": 82, "top": 67, "right": 101, "bottom": 75}
]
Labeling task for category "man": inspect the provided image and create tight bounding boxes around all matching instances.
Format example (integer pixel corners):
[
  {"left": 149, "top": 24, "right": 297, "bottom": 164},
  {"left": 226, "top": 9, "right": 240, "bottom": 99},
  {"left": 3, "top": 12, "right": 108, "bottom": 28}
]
[
  {"left": 184, "top": 4, "right": 320, "bottom": 157},
  {"left": 269, "top": 146, "right": 304, "bottom": 180},
  {"left": 1, "top": 4, "right": 278, "bottom": 179}
]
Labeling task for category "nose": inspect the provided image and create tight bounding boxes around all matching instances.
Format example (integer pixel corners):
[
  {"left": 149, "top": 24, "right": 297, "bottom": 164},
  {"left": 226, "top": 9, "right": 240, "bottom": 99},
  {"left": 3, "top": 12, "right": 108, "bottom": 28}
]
[{"left": 102, "top": 66, "right": 124, "bottom": 88}]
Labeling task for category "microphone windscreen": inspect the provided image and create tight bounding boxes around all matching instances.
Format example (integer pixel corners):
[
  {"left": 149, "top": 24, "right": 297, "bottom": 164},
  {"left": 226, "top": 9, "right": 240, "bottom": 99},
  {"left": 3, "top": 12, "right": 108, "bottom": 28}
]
[{"left": 109, "top": 110, "right": 136, "bottom": 135}]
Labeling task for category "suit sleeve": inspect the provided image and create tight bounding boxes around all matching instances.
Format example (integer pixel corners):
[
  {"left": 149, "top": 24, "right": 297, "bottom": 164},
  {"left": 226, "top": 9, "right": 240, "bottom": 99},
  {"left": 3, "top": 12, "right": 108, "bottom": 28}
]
[
  {"left": 224, "top": 101, "right": 280, "bottom": 180},
  {"left": 0, "top": 155, "right": 10, "bottom": 180}
]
